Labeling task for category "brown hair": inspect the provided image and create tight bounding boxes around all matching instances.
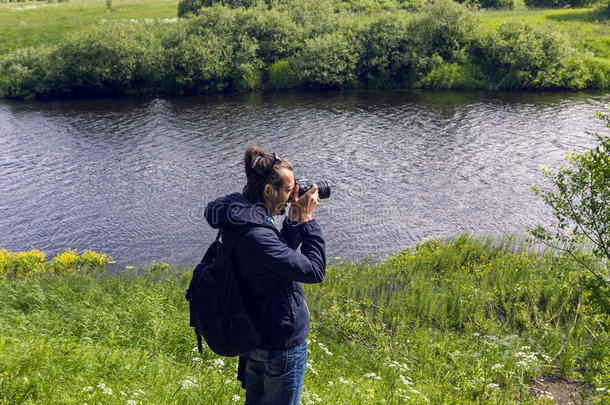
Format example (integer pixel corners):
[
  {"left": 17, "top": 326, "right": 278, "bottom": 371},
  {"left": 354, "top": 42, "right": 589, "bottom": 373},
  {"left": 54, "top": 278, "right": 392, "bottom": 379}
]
[{"left": 242, "top": 145, "right": 293, "bottom": 206}]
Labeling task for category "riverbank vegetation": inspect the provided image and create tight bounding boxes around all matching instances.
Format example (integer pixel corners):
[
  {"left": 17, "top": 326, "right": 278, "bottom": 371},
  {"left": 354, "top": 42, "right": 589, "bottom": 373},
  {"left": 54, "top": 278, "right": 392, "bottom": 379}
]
[
  {"left": 0, "top": 0, "right": 609, "bottom": 98},
  {"left": 1, "top": 236, "right": 608, "bottom": 403},
  {"left": 1, "top": 117, "right": 609, "bottom": 403}
]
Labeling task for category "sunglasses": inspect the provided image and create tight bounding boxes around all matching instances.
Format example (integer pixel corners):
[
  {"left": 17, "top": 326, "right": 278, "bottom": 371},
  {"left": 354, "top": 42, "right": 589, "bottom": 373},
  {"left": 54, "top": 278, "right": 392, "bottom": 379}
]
[{"left": 264, "top": 152, "right": 283, "bottom": 181}]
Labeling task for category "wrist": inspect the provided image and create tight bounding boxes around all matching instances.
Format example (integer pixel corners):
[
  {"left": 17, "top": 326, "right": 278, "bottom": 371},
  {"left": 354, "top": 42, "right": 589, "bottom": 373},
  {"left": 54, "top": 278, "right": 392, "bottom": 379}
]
[{"left": 299, "top": 215, "right": 312, "bottom": 223}]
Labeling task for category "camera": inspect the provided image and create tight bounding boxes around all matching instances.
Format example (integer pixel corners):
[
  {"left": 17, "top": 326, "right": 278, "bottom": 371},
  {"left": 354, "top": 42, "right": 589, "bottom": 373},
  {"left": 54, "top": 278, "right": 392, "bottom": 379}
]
[{"left": 296, "top": 180, "right": 331, "bottom": 199}]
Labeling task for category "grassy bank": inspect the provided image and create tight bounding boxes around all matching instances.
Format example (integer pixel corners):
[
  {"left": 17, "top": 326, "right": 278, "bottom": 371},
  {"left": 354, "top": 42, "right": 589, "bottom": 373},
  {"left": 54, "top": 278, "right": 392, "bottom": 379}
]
[
  {"left": 1, "top": 0, "right": 607, "bottom": 60},
  {"left": 0, "top": 0, "right": 609, "bottom": 98},
  {"left": 0, "top": 0, "right": 178, "bottom": 57},
  {"left": 1, "top": 236, "right": 608, "bottom": 404},
  {"left": 481, "top": 5, "right": 610, "bottom": 61}
]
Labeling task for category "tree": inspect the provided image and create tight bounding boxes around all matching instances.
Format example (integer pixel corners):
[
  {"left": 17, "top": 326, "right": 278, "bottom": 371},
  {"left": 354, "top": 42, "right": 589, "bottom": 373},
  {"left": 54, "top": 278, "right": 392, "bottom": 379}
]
[{"left": 530, "top": 111, "right": 610, "bottom": 319}]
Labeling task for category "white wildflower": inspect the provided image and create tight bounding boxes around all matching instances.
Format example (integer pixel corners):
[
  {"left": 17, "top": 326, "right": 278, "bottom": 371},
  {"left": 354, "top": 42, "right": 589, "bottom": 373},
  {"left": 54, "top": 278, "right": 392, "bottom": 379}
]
[
  {"left": 516, "top": 360, "right": 528, "bottom": 368},
  {"left": 120, "top": 391, "right": 127, "bottom": 397},
  {"left": 363, "top": 372, "right": 381, "bottom": 380},
  {"left": 596, "top": 387, "right": 607, "bottom": 392},
  {"left": 396, "top": 388, "right": 410, "bottom": 400},
  {"left": 231, "top": 394, "right": 240, "bottom": 402},
  {"left": 399, "top": 374, "right": 412, "bottom": 386},
  {"left": 97, "top": 382, "right": 112, "bottom": 395},
  {"left": 310, "top": 393, "right": 323, "bottom": 402},
  {"left": 82, "top": 386, "right": 94, "bottom": 392},
  {"left": 539, "top": 390, "right": 553, "bottom": 400},
  {"left": 487, "top": 383, "right": 500, "bottom": 390},
  {"left": 317, "top": 342, "right": 333, "bottom": 356},
  {"left": 306, "top": 362, "right": 319, "bottom": 376},
  {"left": 181, "top": 377, "right": 197, "bottom": 389},
  {"left": 386, "top": 360, "right": 410, "bottom": 372},
  {"left": 539, "top": 354, "right": 552, "bottom": 362},
  {"left": 127, "top": 400, "right": 137, "bottom": 405},
  {"left": 491, "top": 364, "right": 503, "bottom": 371},
  {"left": 192, "top": 357, "right": 202, "bottom": 363},
  {"left": 192, "top": 347, "right": 199, "bottom": 353},
  {"left": 338, "top": 377, "right": 349, "bottom": 384},
  {"left": 328, "top": 381, "right": 334, "bottom": 386},
  {"left": 408, "top": 388, "right": 420, "bottom": 395},
  {"left": 15, "top": 5, "right": 39, "bottom": 11},
  {"left": 209, "top": 358, "right": 225, "bottom": 368},
  {"left": 133, "top": 389, "right": 145, "bottom": 397}
]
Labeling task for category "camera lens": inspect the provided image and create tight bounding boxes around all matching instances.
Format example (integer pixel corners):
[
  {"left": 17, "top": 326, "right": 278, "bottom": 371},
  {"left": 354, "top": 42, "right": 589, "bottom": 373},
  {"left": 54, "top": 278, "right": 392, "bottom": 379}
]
[{"left": 297, "top": 180, "right": 331, "bottom": 199}]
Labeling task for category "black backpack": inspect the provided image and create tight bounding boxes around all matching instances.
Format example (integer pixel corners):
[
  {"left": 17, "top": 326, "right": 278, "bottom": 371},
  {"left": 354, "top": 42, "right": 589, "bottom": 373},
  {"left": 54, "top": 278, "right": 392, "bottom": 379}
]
[{"left": 185, "top": 226, "right": 264, "bottom": 357}]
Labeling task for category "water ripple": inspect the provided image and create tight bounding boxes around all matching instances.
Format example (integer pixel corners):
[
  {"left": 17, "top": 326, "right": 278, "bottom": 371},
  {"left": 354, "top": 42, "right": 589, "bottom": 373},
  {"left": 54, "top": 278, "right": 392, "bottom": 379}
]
[{"left": 1, "top": 90, "right": 609, "bottom": 266}]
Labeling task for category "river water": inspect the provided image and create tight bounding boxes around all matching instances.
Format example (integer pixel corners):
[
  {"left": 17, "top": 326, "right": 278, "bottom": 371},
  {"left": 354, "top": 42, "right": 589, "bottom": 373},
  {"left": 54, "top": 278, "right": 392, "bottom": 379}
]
[{"left": 1, "top": 90, "right": 609, "bottom": 267}]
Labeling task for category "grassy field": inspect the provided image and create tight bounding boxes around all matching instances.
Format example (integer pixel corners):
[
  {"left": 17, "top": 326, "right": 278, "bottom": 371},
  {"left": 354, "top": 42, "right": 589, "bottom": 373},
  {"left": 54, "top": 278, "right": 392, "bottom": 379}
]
[
  {"left": 1, "top": 237, "right": 608, "bottom": 404},
  {"left": 0, "top": 0, "right": 608, "bottom": 97},
  {"left": 481, "top": 3, "right": 610, "bottom": 61},
  {"left": 0, "top": 0, "right": 178, "bottom": 56},
  {"left": 0, "top": 0, "right": 608, "bottom": 61}
]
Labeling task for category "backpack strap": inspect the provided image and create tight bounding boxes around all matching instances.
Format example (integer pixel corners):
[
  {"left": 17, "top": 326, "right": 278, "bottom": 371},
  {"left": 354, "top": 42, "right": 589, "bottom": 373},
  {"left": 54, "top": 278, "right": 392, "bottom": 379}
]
[{"left": 196, "top": 329, "right": 203, "bottom": 354}]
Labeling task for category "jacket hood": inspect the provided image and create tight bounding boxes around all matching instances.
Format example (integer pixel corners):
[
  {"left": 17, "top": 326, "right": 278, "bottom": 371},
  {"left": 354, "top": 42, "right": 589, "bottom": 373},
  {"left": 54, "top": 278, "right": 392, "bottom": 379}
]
[{"left": 205, "top": 192, "right": 271, "bottom": 230}]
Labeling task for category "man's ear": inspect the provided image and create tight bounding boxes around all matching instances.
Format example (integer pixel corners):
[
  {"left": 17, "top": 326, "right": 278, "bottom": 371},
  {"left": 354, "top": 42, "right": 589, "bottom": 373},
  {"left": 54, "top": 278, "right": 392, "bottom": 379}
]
[{"left": 264, "top": 184, "right": 270, "bottom": 200}]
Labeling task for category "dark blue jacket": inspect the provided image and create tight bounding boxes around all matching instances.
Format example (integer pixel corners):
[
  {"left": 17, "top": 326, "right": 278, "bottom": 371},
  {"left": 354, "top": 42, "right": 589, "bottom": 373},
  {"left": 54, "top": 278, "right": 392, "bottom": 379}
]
[{"left": 205, "top": 192, "right": 326, "bottom": 350}]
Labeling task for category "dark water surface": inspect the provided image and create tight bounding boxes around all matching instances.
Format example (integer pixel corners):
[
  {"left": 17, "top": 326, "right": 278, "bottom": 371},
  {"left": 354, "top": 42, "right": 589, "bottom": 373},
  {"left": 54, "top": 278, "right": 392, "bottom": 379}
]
[{"left": 1, "top": 90, "right": 609, "bottom": 267}]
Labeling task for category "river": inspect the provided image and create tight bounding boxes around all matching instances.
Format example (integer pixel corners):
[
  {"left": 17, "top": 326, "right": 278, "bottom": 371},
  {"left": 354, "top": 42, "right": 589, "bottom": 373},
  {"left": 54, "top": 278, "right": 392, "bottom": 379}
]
[{"left": 1, "top": 90, "right": 609, "bottom": 267}]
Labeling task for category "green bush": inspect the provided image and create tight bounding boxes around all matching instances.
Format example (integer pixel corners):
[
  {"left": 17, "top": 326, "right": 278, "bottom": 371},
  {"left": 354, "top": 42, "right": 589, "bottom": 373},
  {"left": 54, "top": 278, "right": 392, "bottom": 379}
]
[
  {"left": 0, "top": 23, "right": 158, "bottom": 99},
  {"left": 282, "top": 0, "right": 337, "bottom": 37},
  {"left": 415, "top": 58, "right": 486, "bottom": 89},
  {"left": 478, "top": 0, "right": 514, "bottom": 8},
  {"left": 531, "top": 112, "right": 610, "bottom": 320},
  {"left": 600, "top": 0, "right": 610, "bottom": 16},
  {"left": 479, "top": 21, "right": 591, "bottom": 89},
  {"left": 583, "top": 58, "right": 610, "bottom": 89},
  {"left": 177, "top": 0, "right": 256, "bottom": 17},
  {"left": 0, "top": 47, "right": 54, "bottom": 100},
  {"left": 354, "top": 13, "right": 415, "bottom": 88},
  {"left": 50, "top": 23, "right": 158, "bottom": 97},
  {"left": 177, "top": 0, "right": 202, "bottom": 17},
  {"left": 409, "top": 0, "right": 479, "bottom": 70},
  {"left": 456, "top": 0, "right": 513, "bottom": 8},
  {"left": 524, "top": 0, "right": 593, "bottom": 8},
  {"left": 269, "top": 59, "right": 297, "bottom": 90},
  {"left": 1, "top": 0, "right": 607, "bottom": 98},
  {"left": 333, "top": 0, "right": 399, "bottom": 12},
  {"left": 238, "top": 8, "right": 303, "bottom": 66},
  {"left": 293, "top": 32, "right": 359, "bottom": 89},
  {"left": 162, "top": 6, "right": 261, "bottom": 93}
]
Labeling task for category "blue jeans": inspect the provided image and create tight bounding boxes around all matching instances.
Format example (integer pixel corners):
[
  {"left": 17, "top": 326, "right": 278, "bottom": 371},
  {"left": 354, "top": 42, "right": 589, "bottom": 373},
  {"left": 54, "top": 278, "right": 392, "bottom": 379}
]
[{"left": 244, "top": 340, "right": 307, "bottom": 405}]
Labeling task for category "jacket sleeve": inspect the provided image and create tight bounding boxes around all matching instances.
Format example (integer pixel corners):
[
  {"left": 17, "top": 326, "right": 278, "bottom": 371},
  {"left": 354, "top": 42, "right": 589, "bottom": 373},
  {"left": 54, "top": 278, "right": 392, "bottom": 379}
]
[
  {"left": 242, "top": 220, "right": 326, "bottom": 284},
  {"left": 280, "top": 217, "right": 301, "bottom": 250}
]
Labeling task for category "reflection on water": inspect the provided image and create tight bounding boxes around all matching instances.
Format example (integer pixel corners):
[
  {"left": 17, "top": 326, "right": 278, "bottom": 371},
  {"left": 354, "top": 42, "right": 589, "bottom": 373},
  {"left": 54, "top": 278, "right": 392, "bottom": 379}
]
[{"left": 1, "top": 90, "right": 609, "bottom": 266}]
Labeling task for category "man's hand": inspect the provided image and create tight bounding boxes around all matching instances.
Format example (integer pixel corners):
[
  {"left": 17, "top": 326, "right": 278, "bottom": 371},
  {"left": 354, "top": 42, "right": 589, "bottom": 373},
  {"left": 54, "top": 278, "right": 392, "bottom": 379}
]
[{"left": 288, "top": 184, "right": 320, "bottom": 223}]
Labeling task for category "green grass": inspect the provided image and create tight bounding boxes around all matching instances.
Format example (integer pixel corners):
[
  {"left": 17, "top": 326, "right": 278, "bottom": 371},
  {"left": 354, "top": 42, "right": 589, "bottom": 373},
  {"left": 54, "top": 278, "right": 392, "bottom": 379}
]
[
  {"left": 0, "top": 0, "right": 178, "bottom": 56},
  {"left": 1, "top": 236, "right": 608, "bottom": 404},
  {"left": 1, "top": 0, "right": 608, "bottom": 62},
  {"left": 480, "top": 3, "right": 610, "bottom": 60}
]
